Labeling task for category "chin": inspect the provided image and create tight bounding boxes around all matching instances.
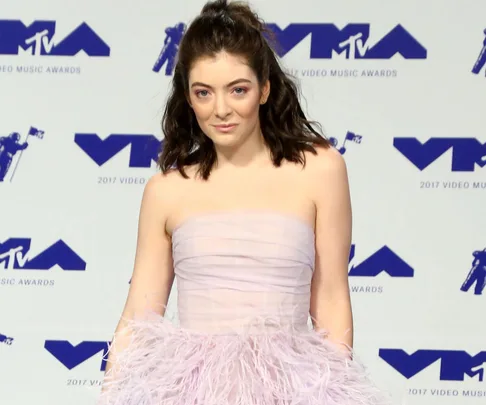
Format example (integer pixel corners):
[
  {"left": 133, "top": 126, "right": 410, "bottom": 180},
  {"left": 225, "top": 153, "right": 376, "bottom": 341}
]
[{"left": 208, "top": 132, "right": 241, "bottom": 147}]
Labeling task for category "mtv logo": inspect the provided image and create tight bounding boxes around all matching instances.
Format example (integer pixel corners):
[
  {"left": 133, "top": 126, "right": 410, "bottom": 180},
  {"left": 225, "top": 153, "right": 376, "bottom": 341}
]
[
  {"left": 45, "top": 340, "right": 109, "bottom": 371},
  {"left": 380, "top": 349, "right": 486, "bottom": 381},
  {"left": 394, "top": 138, "right": 486, "bottom": 172},
  {"left": 0, "top": 238, "right": 86, "bottom": 271},
  {"left": 0, "top": 20, "right": 110, "bottom": 56},
  {"left": 75, "top": 134, "right": 163, "bottom": 168},
  {"left": 265, "top": 23, "right": 427, "bottom": 60},
  {"left": 348, "top": 244, "right": 414, "bottom": 277}
]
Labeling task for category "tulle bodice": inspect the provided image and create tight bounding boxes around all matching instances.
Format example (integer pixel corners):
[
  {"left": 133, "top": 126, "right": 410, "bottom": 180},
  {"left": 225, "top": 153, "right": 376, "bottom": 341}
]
[{"left": 171, "top": 211, "right": 315, "bottom": 333}]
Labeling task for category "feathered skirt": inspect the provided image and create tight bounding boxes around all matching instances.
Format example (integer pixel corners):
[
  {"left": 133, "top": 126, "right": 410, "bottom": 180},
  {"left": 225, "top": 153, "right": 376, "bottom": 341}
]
[{"left": 96, "top": 312, "right": 392, "bottom": 405}]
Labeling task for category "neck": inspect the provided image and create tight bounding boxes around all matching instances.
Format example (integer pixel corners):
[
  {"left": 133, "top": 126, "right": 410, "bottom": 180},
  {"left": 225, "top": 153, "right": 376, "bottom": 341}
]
[{"left": 213, "top": 128, "right": 270, "bottom": 170}]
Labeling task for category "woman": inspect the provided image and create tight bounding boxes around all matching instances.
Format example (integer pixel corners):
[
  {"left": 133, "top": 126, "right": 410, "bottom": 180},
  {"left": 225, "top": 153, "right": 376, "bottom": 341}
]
[{"left": 98, "top": 1, "right": 392, "bottom": 404}]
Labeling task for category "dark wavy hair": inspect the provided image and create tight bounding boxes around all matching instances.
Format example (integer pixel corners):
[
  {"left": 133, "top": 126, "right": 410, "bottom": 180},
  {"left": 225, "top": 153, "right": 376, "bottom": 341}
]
[{"left": 158, "top": 0, "right": 330, "bottom": 180}]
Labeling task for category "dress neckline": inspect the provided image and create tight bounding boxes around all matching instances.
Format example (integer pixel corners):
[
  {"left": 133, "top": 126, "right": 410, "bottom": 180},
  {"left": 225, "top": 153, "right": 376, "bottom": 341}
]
[{"left": 170, "top": 209, "right": 315, "bottom": 237}]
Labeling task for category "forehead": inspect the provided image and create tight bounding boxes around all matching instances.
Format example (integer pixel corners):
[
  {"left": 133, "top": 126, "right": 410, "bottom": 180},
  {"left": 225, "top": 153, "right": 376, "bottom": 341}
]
[{"left": 189, "top": 52, "right": 257, "bottom": 85}]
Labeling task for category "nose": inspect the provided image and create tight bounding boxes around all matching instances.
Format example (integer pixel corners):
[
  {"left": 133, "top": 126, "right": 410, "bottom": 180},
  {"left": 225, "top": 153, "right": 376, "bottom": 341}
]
[{"left": 214, "top": 94, "right": 232, "bottom": 119}]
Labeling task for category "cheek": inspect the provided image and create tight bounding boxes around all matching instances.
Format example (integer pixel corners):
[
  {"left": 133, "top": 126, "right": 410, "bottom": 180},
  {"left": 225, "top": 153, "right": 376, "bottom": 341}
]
[
  {"left": 191, "top": 103, "right": 213, "bottom": 122},
  {"left": 235, "top": 97, "right": 261, "bottom": 119}
]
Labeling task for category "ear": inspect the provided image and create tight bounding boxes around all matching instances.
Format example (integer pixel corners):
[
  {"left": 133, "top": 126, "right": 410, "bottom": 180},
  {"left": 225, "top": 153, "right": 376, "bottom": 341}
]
[{"left": 260, "top": 80, "right": 270, "bottom": 104}]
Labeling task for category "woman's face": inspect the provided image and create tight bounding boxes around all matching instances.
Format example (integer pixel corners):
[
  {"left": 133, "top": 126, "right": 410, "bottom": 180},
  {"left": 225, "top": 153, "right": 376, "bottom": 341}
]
[{"left": 188, "top": 51, "right": 269, "bottom": 150}]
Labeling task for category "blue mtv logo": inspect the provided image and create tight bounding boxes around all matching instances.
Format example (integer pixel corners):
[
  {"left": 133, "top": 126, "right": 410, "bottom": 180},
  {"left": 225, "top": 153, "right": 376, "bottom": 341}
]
[
  {"left": 472, "top": 29, "right": 486, "bottom": 77},
  {"left": 265, "top": 23, "right": 427, "bottom": 59},
  {"left": 75, "top": 133, "right": 163, "bottom": 168},
  {"left": 153, "top": 23, "right": 186, "bottom": 76},
  {"left": 461, "top": 247, "right": 486, "bottom": 296},
  {"left": 394, "top": 138, "right": 486, "bottom": 172},
  {"left": 330, "top": 131, "right": 362, "bottom": 155},
  {"left": 0, "top": 20, "right": 110, "bottom": 56},
  {"left": 154, "top": 22, "right": 426, "bottom": 75},
  {"left": 380, "top": 349, "right": 486, "bottom": 381},
  {"left": 0, "top": 127, "right": 45, "bottom": 182},
  {"left": 0, "top": 333, "right": 14, "bottom": 346},
  {"left": 45, "top": 340, "right": 109, "bottom": 371},
  {"left": 0, "top": 239, "right": 86, "bottom": 271},
  {"left": 348, "top": 244, "right": 414, "bottom": 277}
]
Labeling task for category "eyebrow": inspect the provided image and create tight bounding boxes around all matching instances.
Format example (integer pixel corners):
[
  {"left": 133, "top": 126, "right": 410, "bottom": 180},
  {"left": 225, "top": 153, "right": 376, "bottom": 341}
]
[{"left": 190, "top": 78, "right": 252, "bottom": 89}]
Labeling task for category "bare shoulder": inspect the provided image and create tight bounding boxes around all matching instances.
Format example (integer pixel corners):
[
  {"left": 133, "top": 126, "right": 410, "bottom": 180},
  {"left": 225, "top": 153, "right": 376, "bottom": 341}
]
[
  {"left": 143, "top": 170, "right": 176, "bottom": 202},
  {"left": 302, "top": 144, "right": 348, "bottom": 181},
  {"left": 303, "top": 145, "right": 351, "bottom": 230},
  {"left": 141, "top": 168, "right": 190, "bottom": 217}
]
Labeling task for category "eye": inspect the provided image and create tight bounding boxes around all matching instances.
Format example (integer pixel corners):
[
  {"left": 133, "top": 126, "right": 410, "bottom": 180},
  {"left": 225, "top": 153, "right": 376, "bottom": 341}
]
[
  {"left": 195, "top": 89, "right": 209, "bottom": 98},
  {"left": 233, "top": 87, "right": 247, "bottom": 95}
]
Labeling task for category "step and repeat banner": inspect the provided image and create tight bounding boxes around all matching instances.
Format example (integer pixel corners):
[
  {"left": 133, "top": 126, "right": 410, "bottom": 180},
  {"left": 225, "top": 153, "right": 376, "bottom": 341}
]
[{"left": 0, "top": 0, "right": 485, "bottom": 404}]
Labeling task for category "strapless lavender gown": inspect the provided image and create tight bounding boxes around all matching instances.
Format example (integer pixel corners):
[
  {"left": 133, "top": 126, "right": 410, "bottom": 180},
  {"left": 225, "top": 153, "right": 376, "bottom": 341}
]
[{"left": 98, "top": 211, "right": 392, "bottom": 405}]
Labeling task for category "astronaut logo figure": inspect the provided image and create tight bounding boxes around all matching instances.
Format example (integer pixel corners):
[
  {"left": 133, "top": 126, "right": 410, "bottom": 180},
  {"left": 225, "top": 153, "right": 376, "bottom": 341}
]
[
  {"left": 0, "top": 127, "right": 44, "bottom": 182},
  {"left": 472, "top": 29, "right": 486, "bottom": 77},
  {"left": 329, "top": 131, "right": 363, "bottom": 155},
  {"left": 460, "top": 248, "right": 486, "bottom": 295},
  {"left": 152, "top": 23, "right": 186, "bottom": 76},
  {"left": 0, "top": 132, "right": 28, "bottom": 182}
]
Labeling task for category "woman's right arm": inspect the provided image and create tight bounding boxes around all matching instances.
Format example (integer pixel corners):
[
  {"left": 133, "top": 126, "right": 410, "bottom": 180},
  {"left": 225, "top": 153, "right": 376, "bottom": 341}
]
[{"left": 101, "top": 173, "right": 175, "bottom": 387}]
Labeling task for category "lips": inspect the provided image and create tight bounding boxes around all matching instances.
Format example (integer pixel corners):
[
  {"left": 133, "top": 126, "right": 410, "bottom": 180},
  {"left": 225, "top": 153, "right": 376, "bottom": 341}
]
[
  {"left": 213, "top": 124, "right": 238, "bottom": 133},
  {"left": 214, "top": 124, "right": 237, "bottom": 129}
]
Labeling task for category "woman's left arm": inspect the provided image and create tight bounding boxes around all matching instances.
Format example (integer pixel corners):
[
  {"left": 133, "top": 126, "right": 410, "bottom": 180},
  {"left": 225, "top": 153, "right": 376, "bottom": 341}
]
[{"left": 309, "top": 147, "right": 353, "bottom": 355}]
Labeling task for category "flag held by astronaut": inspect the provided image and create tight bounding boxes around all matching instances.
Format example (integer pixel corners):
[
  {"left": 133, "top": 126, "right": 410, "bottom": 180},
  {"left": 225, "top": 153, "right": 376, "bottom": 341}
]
[
  {"left": 344, "top": 131, "right": 362, "bottom": 144},
  {"left": 28, "top": 127, "right": 45, "bottom": 139}
]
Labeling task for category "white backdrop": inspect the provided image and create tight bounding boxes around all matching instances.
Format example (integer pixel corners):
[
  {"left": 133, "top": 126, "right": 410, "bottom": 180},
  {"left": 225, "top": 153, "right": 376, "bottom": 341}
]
[{"left": 0, "top": 0, "right": 485, "bottom": 404}]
